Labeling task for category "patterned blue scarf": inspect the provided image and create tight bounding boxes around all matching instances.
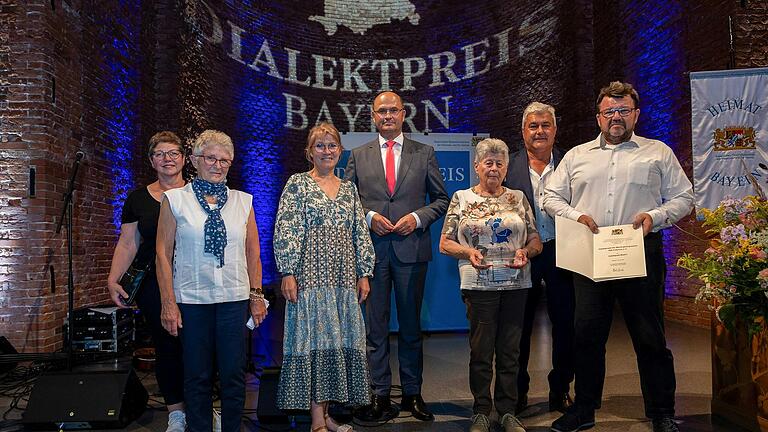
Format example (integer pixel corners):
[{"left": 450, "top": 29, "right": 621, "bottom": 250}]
[{"left": 192, "top": 177, "right": 229, "bottom": 268}]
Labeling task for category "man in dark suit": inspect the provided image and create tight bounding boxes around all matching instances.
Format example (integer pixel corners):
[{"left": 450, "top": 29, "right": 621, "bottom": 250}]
[
  {"left": 505, "top": 102, "right": 575, "bottom": 414},
  {"left": 345, "top": 91, "right": 449, "bottom": 422}
]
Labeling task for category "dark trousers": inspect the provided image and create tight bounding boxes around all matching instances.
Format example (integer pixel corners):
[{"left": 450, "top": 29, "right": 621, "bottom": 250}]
[
  {"left": 573, "top": 232, "right": 676, "bottom": 418},
  {"left": 179, "top": 300, "right": 249, "bottom": 432},
  {"left": 517, "top": 240, "right": 575, "bottom": 396},
  {"left": 135, "top": 275, "right": 184, "bottom": 406},
  {"left": 366, "top": 246, "right": 427, "bottom": 396},
  {"left": 463, "top": 289, "right": 527, "bottom": 417}
]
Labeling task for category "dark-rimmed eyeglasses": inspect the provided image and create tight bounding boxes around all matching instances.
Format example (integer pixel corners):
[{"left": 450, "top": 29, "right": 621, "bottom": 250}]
[
  {"left": 195, "top": 154, "right": 232, "bottom": 168},
  {"left": 151, "top": 150, "right": 183, "bottom": 160},
  {"left": 373, "top": 107, "right": 405, "bottom": 116},
  {"left": 599, "top": 108, "right": 636, "bottom": 118},
  {"left": 314, "top": 143, "right": 340, "bottom": 152}
]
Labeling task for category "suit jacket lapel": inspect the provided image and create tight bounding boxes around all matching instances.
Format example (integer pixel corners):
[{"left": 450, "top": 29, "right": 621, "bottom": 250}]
[
  {"left": 365, "top": 140, "right": 390, "bottom": 195},
  {"left": 514, "top": 152, "right": 535, "bottom": 206},
  {"left": 393, "top": 138, "right": 414, "bottom": 196},
  {"left": 553, "top": 147, "right": 564, "bottom": 168}
]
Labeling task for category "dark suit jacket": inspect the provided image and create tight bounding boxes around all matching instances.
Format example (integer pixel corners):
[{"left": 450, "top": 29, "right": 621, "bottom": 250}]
[
  {"left": 345, "top": 137, "right": 449, "bottom": 263},
  {"left": 505, "top": 147, "right": 565, "bottom": 211}
]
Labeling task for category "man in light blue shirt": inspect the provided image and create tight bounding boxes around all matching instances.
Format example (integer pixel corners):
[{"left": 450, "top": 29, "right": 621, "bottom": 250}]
[{"left": 505, "top": 102, "right": 575, "bottom": 415}]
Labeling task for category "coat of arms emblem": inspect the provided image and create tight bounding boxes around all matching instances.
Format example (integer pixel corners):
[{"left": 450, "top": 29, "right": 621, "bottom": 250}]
[{"left": 713, "top": 126, "right": 757, "bottom": 151}]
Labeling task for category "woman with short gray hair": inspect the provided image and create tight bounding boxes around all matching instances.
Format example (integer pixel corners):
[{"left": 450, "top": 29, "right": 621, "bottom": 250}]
[
  {"left": 156, "top": 129, "right": 267, "bottom": 432},
  {"left": 439, "top": 138, "right": 542, "bottom": 432}
]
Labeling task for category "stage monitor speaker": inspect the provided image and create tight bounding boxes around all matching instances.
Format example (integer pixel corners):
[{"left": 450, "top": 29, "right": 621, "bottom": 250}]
[
  {"left": 256, "top": 367, "right": 295, "bottom": 424},
  {"left": 22, "top": 369, "right": 148, "bottom": 429},
  {"left": 0, "top": 336, "right": 18, "bottom": 374}
]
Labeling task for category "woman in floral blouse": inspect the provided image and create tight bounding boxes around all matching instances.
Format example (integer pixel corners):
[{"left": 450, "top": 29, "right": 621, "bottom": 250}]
[
  {"left": 274, "top": 122, "right": 375, "bottom": 432},
  {"left": 439, "top": 138, "right": 543, "bottom": 432}
]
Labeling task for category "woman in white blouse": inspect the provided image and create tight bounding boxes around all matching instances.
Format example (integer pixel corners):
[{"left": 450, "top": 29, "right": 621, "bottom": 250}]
[
  {"left": 156, "top": 130, "right": 267, "bottom": 432},
  {"left": 439, "top": 138, "right": 542, "bottom": 432}
]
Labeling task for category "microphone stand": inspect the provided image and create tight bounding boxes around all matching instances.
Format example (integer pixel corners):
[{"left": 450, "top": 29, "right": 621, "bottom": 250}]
[
  {"left": 55, "top": 151, "right": 84, "bottom": 371},
  {"left": 0, "top": 152, "right": 86, "bottom": 370}
]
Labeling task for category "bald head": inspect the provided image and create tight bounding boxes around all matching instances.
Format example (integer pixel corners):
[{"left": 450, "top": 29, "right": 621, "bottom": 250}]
[
  {"left": 371, "top": 91, "right": 406, "bottom": 140},
  {"left": 372, "top": 91, "right": 403, "bottom": 109}
]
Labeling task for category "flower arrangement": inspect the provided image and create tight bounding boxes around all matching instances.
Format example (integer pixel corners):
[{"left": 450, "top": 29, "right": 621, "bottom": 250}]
[{"left": 677, "top": 195, "right": 768, "bottom": 336}]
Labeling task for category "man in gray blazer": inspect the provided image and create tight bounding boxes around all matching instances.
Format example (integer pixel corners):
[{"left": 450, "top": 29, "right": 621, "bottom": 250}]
[
  {"left": 345, "top": 91, "right": 449, "bottom": 422},
  {"left": 504, "top": 102, "right": 575, "bottom": 415}
]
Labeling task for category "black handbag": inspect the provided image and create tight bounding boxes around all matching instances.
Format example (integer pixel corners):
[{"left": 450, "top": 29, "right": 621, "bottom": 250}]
[{"left": 119, "top": 258, "right": 152, "bottom": 305}]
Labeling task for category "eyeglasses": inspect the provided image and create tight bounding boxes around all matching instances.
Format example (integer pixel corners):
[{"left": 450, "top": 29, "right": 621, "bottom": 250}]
[
  {"left": 151, "top": 150, "right": 183, "bottom": 160},
  {"left": 599, "top": 108, "right": 636, "bottom": 118},
  {"left": 314, "top": 143, "right": 340, "bottom": 152},
  {"left": 373, "top": 107, "right": 405, "bottom": 116},
  {"left": 195, "top": 154, "right": 232, "bottom": 168}
]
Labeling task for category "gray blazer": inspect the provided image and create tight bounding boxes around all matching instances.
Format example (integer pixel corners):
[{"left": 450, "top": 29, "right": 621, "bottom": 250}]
[{"left": 345, "top": 137, "right": 449, "bottom": 263}]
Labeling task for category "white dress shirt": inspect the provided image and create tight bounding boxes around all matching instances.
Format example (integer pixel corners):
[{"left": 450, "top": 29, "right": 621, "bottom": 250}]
[
  {"left": 543, "top": 133, "right": 693, "bottom": 231},
  {"left": 365, "top": 133, "right": 423, "bottom": 228},
  {"left": 378, "top": 133, "right": 404, "bottom": 179},
  {"left": 529, "top": 154, "right": 556, "bottom": 242}
]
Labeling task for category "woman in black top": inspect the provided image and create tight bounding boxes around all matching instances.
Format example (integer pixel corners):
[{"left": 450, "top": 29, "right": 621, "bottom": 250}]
[{"left": 107, "top": 131, "right": 187, "bottom": 432}]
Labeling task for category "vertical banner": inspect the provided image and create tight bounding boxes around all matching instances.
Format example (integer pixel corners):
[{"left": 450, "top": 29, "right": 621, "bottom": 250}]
[
  {"left": 690, "top": 67, "right": 768, "bottom": 213},
  {"left": 338, "top": 132, "right": 487, "bottom": 331}
]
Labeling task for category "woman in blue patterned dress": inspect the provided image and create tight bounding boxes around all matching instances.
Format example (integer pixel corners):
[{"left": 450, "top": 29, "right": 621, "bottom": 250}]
[{"left": 274, "top": 122, "right": 375, "bottom": 432}]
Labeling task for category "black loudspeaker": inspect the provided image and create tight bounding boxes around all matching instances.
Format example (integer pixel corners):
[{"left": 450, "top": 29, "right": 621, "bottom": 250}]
[
  {"left": 0, "top": 336, "right": 18, "bottom": 374},
  {"left": 256, "top": 367, "right": 292, "bottom": 423},
  {"left": 22, "top": 369, "right": 148, "bottom": 429}
]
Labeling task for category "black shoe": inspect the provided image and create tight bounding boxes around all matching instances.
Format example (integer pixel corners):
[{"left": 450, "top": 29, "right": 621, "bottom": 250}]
[
  {"left": 515, "top": 394, "right": 529, "bottom": 414},
  {"left": 550, "top": 406, "right": 595, "bottom": 432},
  {"left": 652, "top": 417, "right": 679, "bottom": 432},
  {"left": 353, "top": 394, "right": 392, "bottom": 422},
  {"left": 400, "top": 394, "right": 434, "bottom": 421},
  {"left": 548, "top": 391, "right": 574, "bottom": 413}
]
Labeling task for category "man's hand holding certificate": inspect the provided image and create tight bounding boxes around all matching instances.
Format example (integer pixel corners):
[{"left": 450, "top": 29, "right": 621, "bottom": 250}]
[{"left": 555, "top": 216, "right": 646, "bottom": 282}]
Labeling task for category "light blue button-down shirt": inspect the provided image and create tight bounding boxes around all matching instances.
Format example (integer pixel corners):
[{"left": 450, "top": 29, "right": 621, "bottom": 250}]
[{"left": 529, "top": 155, "right": 556, "bottom": 242}]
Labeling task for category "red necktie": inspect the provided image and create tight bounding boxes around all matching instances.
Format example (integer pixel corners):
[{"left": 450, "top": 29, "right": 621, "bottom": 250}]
[{"left": 385, "top": 140, "right": 396, "bottom": 195}]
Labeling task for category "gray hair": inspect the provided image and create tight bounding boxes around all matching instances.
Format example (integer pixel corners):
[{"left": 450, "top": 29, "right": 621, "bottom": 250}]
[
  {"left": 474, "top": 138, "right": 509, "bottom": 164},
  {"left": 192, "top": 130, "right": 234, "bottom": 159},
  {"left": 521, "top": 101, "right": 557, "bottom": 129}
]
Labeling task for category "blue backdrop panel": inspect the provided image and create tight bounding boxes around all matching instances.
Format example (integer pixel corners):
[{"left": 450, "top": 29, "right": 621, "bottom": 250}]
[{"left": 339, "top": 133, "right": 483, "bottom": 331}]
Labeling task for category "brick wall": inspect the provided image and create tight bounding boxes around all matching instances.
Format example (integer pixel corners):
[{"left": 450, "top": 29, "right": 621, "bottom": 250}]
[
  {"left": 1, "top": 0, "right": 67, "bottom": 352},
  {"left": 0, "top": 0, "right": 153, "bottom": 352},
  {"left": 2, "top": 0, "right": 767, "bottom": 350},
  {"left": 589, "top": 0, "right": 768, "bottom": 327},
  {"left": 734, "top": 0, "right": 768, "bottom": 68}
]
